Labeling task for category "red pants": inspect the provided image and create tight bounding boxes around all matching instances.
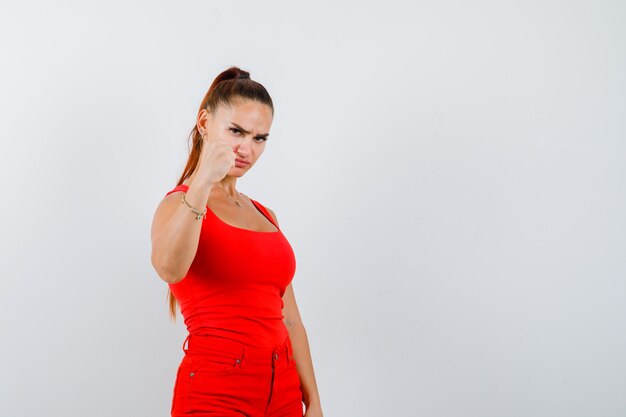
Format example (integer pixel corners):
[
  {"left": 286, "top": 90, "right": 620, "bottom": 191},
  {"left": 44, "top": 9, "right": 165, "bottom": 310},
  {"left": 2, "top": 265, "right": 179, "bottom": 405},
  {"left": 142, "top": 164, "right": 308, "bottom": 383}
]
[{"left": 171, "top": 333, "right": 304, "bottom": 417}]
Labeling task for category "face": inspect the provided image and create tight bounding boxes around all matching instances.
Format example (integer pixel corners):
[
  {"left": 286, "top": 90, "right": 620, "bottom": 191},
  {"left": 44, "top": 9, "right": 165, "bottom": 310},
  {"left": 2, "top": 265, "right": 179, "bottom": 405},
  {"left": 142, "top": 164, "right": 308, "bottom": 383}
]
[{"left": 198, "top": 98, "right": 273, "bottom": 178}]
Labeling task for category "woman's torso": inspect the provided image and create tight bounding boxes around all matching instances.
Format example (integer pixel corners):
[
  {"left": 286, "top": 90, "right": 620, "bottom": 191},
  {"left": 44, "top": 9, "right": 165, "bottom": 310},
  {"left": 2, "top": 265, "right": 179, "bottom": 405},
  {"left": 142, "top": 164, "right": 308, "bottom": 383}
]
[{"left": 164, "top": 183, "right": 297, "bottom": 349}]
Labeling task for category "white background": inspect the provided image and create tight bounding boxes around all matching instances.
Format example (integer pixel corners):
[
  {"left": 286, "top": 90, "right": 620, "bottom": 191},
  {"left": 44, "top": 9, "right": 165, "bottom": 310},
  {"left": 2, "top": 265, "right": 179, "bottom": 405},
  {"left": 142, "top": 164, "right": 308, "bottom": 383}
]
[{"left": 1, "top": 1, "right": 625, "bottom": 416}]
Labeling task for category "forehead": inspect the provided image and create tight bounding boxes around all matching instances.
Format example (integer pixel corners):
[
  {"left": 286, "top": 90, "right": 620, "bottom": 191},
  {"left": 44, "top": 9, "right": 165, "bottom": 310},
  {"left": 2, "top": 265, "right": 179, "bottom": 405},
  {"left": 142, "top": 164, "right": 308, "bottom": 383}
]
[{"left": 218, "top": 99, "right": 273, "bottom": 130}]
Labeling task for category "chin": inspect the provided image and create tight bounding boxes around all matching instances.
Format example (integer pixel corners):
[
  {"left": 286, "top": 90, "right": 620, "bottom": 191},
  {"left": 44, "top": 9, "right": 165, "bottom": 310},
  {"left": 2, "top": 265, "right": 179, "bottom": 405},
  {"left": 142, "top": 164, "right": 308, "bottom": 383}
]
[{"left": 229, "top": 167, "right": 251, "bottom": 177}]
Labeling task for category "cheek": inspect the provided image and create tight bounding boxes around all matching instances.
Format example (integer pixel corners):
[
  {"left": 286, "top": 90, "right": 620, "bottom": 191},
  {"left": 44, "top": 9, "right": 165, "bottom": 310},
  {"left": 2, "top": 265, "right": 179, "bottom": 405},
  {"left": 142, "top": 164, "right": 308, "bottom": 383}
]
[{"left": 252, "top": 144, "right": 266, "bottom": 160}]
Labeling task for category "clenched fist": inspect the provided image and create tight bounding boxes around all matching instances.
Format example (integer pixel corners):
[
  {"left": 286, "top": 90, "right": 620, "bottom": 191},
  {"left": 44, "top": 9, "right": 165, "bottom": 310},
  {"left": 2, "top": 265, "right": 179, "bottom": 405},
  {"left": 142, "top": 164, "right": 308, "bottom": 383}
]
[{"left": 195, "top": 115, "right": 237, "bottom": 185}]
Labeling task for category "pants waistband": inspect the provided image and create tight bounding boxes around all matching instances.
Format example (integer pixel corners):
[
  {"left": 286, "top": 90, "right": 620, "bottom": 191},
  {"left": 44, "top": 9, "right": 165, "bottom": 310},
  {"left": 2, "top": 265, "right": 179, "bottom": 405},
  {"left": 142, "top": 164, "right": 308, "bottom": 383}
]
[{"left": 182, "top": 333, "right": 293, "bottom": 367}]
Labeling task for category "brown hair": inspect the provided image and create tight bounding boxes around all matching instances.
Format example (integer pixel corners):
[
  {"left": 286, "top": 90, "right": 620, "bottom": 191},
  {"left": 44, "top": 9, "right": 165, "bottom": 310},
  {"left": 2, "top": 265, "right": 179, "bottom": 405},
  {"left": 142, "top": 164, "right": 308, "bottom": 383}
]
[{"left": 167, "top": 66, "right": 274, "bottom": 321}]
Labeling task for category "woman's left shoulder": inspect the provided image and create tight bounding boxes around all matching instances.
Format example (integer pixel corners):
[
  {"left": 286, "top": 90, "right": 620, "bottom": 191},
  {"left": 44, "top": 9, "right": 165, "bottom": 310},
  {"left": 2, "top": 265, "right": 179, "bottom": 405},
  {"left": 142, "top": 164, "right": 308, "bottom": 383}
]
[{"left": 264, "top": 206, "right": 278, "bottom": 223}]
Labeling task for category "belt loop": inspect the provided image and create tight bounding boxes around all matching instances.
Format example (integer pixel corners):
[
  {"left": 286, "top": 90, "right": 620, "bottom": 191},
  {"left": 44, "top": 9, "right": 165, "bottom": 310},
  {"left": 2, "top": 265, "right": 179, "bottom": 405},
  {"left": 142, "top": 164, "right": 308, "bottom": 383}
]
[{"left": 182, "top": 334, "right": 190, "bottom": 354}]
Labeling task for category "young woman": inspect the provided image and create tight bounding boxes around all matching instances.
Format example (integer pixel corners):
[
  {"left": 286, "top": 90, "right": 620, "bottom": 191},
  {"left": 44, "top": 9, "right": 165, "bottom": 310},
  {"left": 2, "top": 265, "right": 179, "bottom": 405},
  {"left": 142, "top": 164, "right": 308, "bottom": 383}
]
[{"left": 150, "top": 66, "right": 323, "bottom": 417}]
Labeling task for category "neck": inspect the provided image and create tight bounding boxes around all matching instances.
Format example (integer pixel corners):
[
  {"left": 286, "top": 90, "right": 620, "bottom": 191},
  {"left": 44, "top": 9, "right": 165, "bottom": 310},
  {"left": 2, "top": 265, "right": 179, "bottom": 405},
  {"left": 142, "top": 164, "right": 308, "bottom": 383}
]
[{"left": 218, "top": 176, "right": 238, "bottom": 197}]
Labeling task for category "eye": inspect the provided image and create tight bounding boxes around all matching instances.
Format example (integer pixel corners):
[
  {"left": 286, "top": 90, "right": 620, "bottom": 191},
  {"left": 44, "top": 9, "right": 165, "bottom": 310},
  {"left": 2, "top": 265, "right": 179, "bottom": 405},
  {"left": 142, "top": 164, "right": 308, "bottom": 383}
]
[
  {"left": 254, "top": 137, "right": 268, "bottom": 142},
  {"left": 229, "top": 128, "right": 241, "bottom": 135}
]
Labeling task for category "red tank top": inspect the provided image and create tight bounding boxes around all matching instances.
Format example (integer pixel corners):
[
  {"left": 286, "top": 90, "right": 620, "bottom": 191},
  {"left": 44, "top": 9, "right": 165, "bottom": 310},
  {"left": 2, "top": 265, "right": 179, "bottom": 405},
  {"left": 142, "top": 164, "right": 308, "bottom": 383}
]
[{"left": 164, "top": 184, "right": 297, "bottom": 348}]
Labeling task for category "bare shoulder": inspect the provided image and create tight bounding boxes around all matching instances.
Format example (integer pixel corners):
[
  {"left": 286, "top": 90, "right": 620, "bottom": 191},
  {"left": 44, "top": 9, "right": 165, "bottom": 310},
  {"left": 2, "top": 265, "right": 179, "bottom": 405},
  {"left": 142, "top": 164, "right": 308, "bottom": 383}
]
[
  {"left": 265, "top": 206, "right": 278, "bottom": 225},
  {"left": 151, "top": 189, "right": 184, "bottom": 243}
]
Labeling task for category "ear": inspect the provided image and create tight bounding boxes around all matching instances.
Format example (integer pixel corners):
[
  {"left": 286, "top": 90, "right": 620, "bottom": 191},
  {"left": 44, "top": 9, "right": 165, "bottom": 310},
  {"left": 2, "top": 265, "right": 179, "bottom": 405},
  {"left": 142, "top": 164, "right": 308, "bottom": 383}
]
[{"left": 196, "top": 108, "right": 211, "bottom": 134}]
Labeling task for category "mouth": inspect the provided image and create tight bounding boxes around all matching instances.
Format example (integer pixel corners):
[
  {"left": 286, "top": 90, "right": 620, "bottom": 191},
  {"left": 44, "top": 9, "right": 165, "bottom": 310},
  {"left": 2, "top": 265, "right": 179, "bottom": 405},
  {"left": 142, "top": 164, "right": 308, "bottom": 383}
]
[{"left": 235, "top": 159, "right": 250, "bottom": 167}]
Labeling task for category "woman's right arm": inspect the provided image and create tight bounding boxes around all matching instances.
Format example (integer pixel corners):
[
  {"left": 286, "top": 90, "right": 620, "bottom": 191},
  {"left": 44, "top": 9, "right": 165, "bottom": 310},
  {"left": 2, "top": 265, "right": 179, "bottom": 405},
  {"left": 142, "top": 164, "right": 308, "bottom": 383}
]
[
  {"left": 151, "top": 109, "right": 237, "bottom": 284},
  {"left": 150, "top": 176, "right": 214, "bottom": 284}
]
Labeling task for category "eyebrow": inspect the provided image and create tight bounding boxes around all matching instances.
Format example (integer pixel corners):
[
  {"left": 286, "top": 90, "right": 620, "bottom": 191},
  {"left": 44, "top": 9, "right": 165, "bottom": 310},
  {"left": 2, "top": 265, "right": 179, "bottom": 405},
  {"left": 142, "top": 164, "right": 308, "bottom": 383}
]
[{"left": 230, "top": 122, "right": 270, "bottom": 138}]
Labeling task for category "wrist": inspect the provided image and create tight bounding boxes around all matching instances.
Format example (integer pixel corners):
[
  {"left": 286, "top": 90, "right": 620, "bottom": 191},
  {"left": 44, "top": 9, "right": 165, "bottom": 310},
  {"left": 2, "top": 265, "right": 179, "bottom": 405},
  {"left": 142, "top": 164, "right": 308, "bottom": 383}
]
[
  {"left": 303, "top": 395, "right": 321, "bottom": 409},
  {"left": 192, "top": 172, "right": 217, "bottom": 190}
]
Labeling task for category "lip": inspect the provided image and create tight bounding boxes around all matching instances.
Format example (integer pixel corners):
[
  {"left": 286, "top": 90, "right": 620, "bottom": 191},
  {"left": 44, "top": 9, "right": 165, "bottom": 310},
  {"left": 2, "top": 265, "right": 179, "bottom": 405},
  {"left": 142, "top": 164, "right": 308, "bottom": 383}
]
[{"left": 235, "top": 159, "right": 250, "bottom": 167}]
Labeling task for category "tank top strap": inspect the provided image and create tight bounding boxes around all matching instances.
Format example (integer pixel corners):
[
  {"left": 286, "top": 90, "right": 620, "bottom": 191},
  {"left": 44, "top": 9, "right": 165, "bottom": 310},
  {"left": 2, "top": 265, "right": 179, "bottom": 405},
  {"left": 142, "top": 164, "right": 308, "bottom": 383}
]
[
  {"left": 164, "top": 184, "right": 190, "bottom": 197},
  {"left": 164, "top": 185, "right": 279, "bottom": 230},
  {"left": 250, "top": 199, "right": 280, "bottom": 230}
]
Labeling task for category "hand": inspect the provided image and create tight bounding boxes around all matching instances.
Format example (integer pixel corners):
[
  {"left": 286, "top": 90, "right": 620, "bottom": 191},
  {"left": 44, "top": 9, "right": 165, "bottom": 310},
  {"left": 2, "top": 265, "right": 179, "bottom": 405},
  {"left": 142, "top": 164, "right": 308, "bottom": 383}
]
[{"left": 195, "top": 113, "right": 237, "bottom": 185}]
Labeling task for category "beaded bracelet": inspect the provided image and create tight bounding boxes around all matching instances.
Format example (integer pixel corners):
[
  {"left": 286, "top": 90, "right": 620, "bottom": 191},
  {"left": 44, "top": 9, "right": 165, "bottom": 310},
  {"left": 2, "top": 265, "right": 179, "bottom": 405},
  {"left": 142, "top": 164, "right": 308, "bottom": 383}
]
[{"left": 181, "top": 194, "right": 207, "bottom": 220}]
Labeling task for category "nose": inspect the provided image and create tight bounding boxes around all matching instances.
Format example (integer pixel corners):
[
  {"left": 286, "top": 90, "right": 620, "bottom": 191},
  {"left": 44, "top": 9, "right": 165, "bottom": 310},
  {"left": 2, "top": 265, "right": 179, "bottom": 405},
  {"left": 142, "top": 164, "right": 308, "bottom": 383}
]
[{"left": 234, "top": 139, "right": 250, "bottom": 158}]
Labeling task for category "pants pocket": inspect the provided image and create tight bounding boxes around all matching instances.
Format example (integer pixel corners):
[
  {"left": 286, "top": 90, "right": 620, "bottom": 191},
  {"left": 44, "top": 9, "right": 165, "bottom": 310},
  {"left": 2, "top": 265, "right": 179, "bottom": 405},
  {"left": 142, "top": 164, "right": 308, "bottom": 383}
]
[
  {"left": 186, "top": 353, "right": 244, "bottom": 413},
  {"left": 189, "top": 353, "right": 243, "bottom": 376}
]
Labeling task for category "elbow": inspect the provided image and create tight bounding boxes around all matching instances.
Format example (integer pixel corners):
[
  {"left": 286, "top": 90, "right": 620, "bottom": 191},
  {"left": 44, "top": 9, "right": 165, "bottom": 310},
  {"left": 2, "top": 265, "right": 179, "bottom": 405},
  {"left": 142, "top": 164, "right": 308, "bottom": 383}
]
[
  {"left": 285, "top": 319, "right": 304, "bottom": 330},
  {"left": 155, "top": 265, "right": 185, "bottom": 285},
  {"left": 151, "top": 251, "right": 186, "bottom": 284}
]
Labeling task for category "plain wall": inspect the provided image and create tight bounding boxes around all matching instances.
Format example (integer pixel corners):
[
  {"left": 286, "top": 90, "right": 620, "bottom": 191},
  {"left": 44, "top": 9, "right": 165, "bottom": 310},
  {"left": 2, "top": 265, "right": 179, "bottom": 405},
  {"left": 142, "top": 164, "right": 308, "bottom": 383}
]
[{"left": 1, "top": 1, "right": 625, "bottom": 416}]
